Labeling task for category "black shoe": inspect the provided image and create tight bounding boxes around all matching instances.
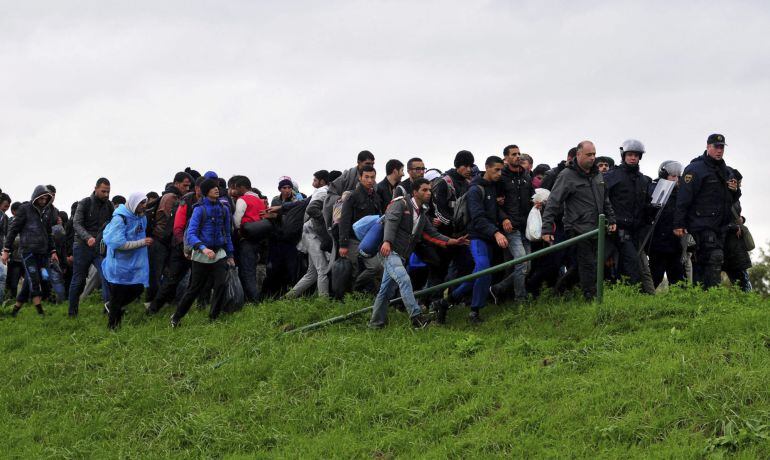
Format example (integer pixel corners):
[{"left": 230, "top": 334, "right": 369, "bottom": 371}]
[
  {"left": 10, "top": 305, "right": 21, "bottom": 317},
  {"left": 468, "top": 310, "right": 484, "bottom": 325},
  {"left": 170, "top": 315, "right": 180, "bottom": 328},
  {"left": 489, "top": 285, "right": 500, "bottom": 305},
  {"left": 431, "top": 299, "right": 449, "bottom": 324},
  {"left": 34, "top": 304, "right": 45, "bottom": 316},
  {"left": 411, "top": 313, "right": 431, "bottom": 329}
]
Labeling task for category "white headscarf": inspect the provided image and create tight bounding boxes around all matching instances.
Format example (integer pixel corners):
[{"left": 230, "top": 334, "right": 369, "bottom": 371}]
[{"left": 127, "top": 192, "right": 147, "bottom": 214}]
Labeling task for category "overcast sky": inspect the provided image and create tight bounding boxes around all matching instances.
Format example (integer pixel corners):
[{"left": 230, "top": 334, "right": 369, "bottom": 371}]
[{"left": 2, "top": 1, "right": 768, "bottom": 252}]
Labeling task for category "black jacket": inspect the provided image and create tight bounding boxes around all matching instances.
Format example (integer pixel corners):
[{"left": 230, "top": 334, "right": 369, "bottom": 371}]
[
  {"left": 467, "top": 176, "right": 503, "bottom": 242},
  {"left": 73, "top": 193, "right": 114, "bottom": 246},
  {"left": 339, "top": 184, "right": 382, "bottom": 248},
  {"left": 376, "top": 178, "right": 398, "bottom": 207},
  {"left": 393, "top": 178, "right": 414, "bottom": 198},
  {"left": 674, "top": 152, "right": 740, "bottom": 233},
  {"left": 542, "top": 163, "right": 616, "bottom": 235},
  {"left": 382, "top": 196, "right": 448, "bottom": 261},
  {"left": 499, "top": 166, "right": 533, "bottom": 232},
  {"left": 647, "top": 181, "right": 682, "bottom": 254},
  {"left": 432, "top": 168, "right": 471, "bottom": 235},
  {"left": 540, "top": 160, "right": 568, "bottom": 191},
  {"left": 4, "top": 185, "right": 57, "bottom": 255},
  {"left": 604, "top": 163, "right": 652, "bottom": 233}
]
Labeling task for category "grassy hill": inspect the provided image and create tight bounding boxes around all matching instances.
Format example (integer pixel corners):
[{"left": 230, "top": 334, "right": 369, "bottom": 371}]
[{"left": 1, "top": 285, "right": 769, "bottom": 458}]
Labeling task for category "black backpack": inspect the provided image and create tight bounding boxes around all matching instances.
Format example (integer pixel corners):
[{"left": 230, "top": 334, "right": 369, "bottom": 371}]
[{"left": 277, "top": 200, "right": 309, "bottom": 244}]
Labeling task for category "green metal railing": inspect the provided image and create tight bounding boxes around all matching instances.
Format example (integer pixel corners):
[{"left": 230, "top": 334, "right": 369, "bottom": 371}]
[{"left": 285, "top": 214, "right": 607, "bottom": 335}]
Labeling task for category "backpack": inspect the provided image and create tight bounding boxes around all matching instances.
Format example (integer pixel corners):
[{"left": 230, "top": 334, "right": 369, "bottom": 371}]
[
  {"left": 452, "top": 185, "right": 482, "bottom": 236},
  {"left": 331, "top": 191, "right": 353, "bottom": 227},
  {"left": 278, "top": 200, "right": 309, "bottom": 244}
]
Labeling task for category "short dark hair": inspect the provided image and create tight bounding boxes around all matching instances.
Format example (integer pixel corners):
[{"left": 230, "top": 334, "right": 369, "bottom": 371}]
[
  {"left": 173, "top": 171, "right": 194, "bottom": 184},
  {"left": 385, "top": 159, "right": 404, "bottom": 176},
  {"left": 329, "top": 170, "right": 342, "bottom": 182},
  {"left": 485, "top": 156, "right": 504, "bottom": 167},
  {"left": 407, "top": 157, "right": 423, "bottom": 169},
  {"left": 234, "top": 176, "right": 252, "bottom": 189},
  {"left": 0, "top": 193, "right": 10, "bottom": 205},
  {"left": 313, "top": 170, "right": 330, "bottom": 184},
  {"left": 11, "top": 202, "right": 22, "bottom": 212},
  {"left": 96, "top": 177, "right": 110, "bottom": 187},
  {"left": 454, "top": 150, "right": 475, "bottom": 168},
  {"left": 359, "top": 165, "right": 376, "bottom": 176},
  {"left": 146, "top": 191, "right": 159, "bottom": 200},
  {"left": 46, "top": 185, "right": 56, "bottom": 194},
  {"left": 567, "top": 147, "right": 578, "bottom": 159},
  {"left": 357, "top": 150, "right": 375, "bottom": 163},
  {"left": 596, "top": 156, "right": 615, "bottom": 167},
  {"left": 194, "top": 176, "right": 206, "bottom": 187},
  {"left": 503, "top": 145, "right": 519, "bottom": 156},
  {"left": 184, "top": 167, "right": 201, "bottom": 180},
  {"left": 112, "top": 195, "right": 126, "bottom": 205},
  {"left": 412, "top": 178, "right": 431, "bottom": 192},
  {"left": 58, "top": 211, "right": 68, "bottom": 224}
]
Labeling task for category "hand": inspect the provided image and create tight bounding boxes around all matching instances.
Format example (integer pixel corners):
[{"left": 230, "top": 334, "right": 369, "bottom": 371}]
[
  {"left": 496, "top": 196, "right": 505, "bottom": 206},
  {"left": 227, "top": 257, "right": 235, "bottom": 266},
  {"left": 66, "top": 256, "right": 73, "bottom": 265},
  {"left": 727, "top": 179, "right": 738, "bottom": 191},
  {"left": 502, "top": 219, "right": 513, "bottom": 233},
  {"left": 339, "top": 247, "right": 349, "bottom": 258},
  {"left": 542, "top": 234, "right": 554, "bottom": 243},
  {"left": 432, "top": 218, "right": 441, "bottom": 227},
  {"left": 534, "top": 202, "right": 543, "bottom": 210},
  {"left": 380, "top": 241, "right": 391, "bottom": 257},
  {"left": 203, "top": 248, "right": 216, "bottom": 260},
  {"left": 608, "top": 224, "right": 617, "bottom": 233},
  {"left": 673, "top": 228, "right": 686, "bottom": 237},
  {"left": 1, "top": 251, "right": 8, "bottom": 265},
  {"left": 736, "top": 226, "right": 742, "bottom": 238},
  {"left": 448, "top": 236, "right": 469, "bottom": 246},
  {"left": 144, "top": 237, "right": 154, "bottom": 247},
  {"left": 494, "top": 232, "right": 509, "bottom": 249},
  {"left": 51, "top": 252, "right": 59, "bottom": 264},
  {"left": 87, "top": 237, "right": 96, "bottom": 247},
  {"left": 267, "top": 205, "right": 282, "bottom": 214}
]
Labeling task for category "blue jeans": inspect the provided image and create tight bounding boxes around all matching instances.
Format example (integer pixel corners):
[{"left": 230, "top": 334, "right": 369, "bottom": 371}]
[
  {"left": 451, "top": 239, "right": 493, "bottom": 309},
  {"left": 18, "top": 253, "right": 50, "bottom": 302},
  {"left": 68, "top": 243, "right": 109, "bottom": 314},
  {"left": 0, "top": 262, "right": 6, "bottom": 303},
  {"left": 369, "top": 252, "right": 421, "bottom": 327},
  {"left": 493, "top": 230, "right": 530, "bottom": 301}
]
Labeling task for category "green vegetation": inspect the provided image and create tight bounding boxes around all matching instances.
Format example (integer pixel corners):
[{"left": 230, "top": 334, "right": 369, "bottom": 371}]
[{"left": 1, "top": 285, "right": 770, "bottom": 457}]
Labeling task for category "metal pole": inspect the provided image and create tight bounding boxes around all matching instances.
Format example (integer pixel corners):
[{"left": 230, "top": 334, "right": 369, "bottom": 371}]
[
  {"left": 596, "top": 214, "right": 606, "bottom": 304},
  {"left": 285, "top": 228, "right": 599, "bottom": 335}
]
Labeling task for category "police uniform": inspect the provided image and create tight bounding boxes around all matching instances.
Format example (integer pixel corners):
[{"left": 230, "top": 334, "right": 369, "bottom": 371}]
[{"left": 674, "top": 134, "right": 741, "bottom": 288}]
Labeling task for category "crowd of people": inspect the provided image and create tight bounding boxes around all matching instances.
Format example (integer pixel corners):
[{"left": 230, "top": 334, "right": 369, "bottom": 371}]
[{"left": 0, "top": 133, "right": 754, "bottom": 330}]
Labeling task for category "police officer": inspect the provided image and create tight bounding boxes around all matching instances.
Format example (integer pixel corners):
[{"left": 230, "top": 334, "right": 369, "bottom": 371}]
[
  {"left": 673, "top": 134, "right": 741, "bottom": 288},
  {"left": 604, "top": 139, "right": 652, "bottom": 287}
]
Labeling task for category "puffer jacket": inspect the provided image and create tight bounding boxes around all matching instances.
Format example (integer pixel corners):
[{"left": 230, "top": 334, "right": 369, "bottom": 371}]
[
  {"left": 3, "top": 185, "right": 56, "bottom": 255},
  {"left": 542, "top": 163, "right": 616, "bottom": 235},
  {"left": 101, "top": 204, "right": 150, "bottom": 286},
  {"left": 185, "top": 199, "right": 235, "bottom": 256}
]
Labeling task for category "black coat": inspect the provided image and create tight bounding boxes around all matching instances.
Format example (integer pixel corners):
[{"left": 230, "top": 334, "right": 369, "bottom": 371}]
[
  {"left": 73, "top": 193, "right": 114, "bottom": 246},
  {"left": 499, "top": 166, "right": 533, "bottom": 232},
  {"left": 674, "top": 152, "right": 740, "bottom": 233},
  {"left": 339, "top": 184, "right": 382, "bottom": 248},
  {"left": 605, "top": 163, "right": 652, "bottom": 233},
  {"left": 4, "top": 185, "right": 57, "bottom": 255},
  {"left": 467, "top": 176, "right": 502, "bottom": 242},
  {"left": 432, "top": 168, "right": 471, "bottom": 235}
]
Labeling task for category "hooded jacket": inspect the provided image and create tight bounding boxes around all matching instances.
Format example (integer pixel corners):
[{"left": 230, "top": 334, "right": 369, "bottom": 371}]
[
  {"left": 73, "top": 192, "right": 114, "bottom": 247},
  {"left": 542, "top": 163, "right": 616, "bottom": 235},
  {"left": 185, "top": 198, "right": 235, "bottom": 256},
  {"left": 101, "top": 202, "right": 149, "bottom": 286},
  {"left": 467, "top": 176, "right": 503, "bottom": 242},
  {"left": 3, "top": 185, "right": 56, "bottom": 255},
  {"left": 674, "top": 152, "right": 740, "bottom": 233}
]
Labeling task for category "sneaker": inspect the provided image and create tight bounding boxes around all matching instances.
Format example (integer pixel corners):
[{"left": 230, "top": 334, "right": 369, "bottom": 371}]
[
  {"left": 170, "top": 315, "right": 180, "bottom": 328},
  {"left": 35, "top": 304, "right": 45, "bottom": 316},
  {"left": 431, "top": 299, "right": 449, "bottom": 324},
  {"left": 104, "top": 302, "right": 110, "bottom": 315},
  {"left": 11, "top": 305, "right": 21, "bottom": 317},
  {"left": 489, "top": 285, "right": 500, "bottom": 305},
  {"left": 411, "top": 313, "right": 431, "bottom": 329},
  {"left": 468, "top": 310, "right": 484, "bottom": 325}
]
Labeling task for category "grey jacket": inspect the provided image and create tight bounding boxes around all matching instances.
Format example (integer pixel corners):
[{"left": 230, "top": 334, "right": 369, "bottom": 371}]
[
  {"left": 542, "top": 163, "right": 616, "bottom": 236},
  {"left": 382, "top": 197, "right": 448, "bottom": 260}
]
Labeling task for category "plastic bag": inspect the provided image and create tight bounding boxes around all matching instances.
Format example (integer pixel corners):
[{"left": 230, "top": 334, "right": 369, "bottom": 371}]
[
  {"left": 330, "top": 257, "right": 353, "bottom": 300},
  {"left": 525, "top": 207, "right": 543, "bottom": 242},
  {"left": 223, "top": 266, "right": 245, "bottom": 313},
  {"left": 353, "top": 215, "right": 380, "bottom": 241}
]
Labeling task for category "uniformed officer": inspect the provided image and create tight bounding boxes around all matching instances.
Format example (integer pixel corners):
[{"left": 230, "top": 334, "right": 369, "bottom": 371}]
[
  {"left": 604, "top": 139, "right": 652, "bottom": 287},
  {"left": 673, "top": 134, "right": 741, "bottom": 288}
]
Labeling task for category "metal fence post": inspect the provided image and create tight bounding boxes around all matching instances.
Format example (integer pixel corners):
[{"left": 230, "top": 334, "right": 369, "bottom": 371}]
[{"left": 596, "top": 213, "right": 606, "bottom": 303}]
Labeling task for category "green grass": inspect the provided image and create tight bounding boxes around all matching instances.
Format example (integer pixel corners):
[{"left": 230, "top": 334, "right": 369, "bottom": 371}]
[{"left": 1, "top": 285, "right": 770, "bottom": 458}]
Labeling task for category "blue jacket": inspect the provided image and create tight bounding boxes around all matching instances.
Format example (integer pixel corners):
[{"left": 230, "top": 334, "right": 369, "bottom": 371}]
[
  {"left": 467, "top": 176, "right": 502, "bottom": 242},
  {"left": 101, "top": 204, "right": 150, "bottom": 286},
  {"left": 674, "top": 152, "right": 740, "bottom": 233},
  {"left": 185, "top": 199, "right": 235, "bottom": 256}
]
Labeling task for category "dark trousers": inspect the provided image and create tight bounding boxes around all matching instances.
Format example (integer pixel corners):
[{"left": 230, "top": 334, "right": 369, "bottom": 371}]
[
  {"left": 264, "top": 240, "right": 299, "bottom": 296},
  {"left": 146, "top": 242, "right": 170, "bottom": 302},
  {"left": 615, "top": 231, "right": 642, "bottom": 285},
  {"left": 17, "top": 253, "right": 49, "bottom": 303},
  {"left": 570, "top": 232, "right": 598, "bottom": 300},
  {"left": 107, "top": 283, "right": 144, "bottom": 329},
  {"left": 692, "top": 230, "right": 725, "bottom": 289},
  {"left": 6, "top": 261, "right": 25, "bottom": 299},
  {"left": 68, "top": 243, "right": 109, "bottom": 314},
  {"left": 648, "top": 250, "right": 685, "bottom": 288},
  {"left": 173, "top": 259, "right": 228, "bottom": 322},
  {"left": 413, "top": 243, "right": 445, "bottom": 302},
  {"left": 149, "top": 246, "right": 190, "bottom": 312},
  {"left": 237, "top": 239, "right": 260, "bottom": 302}
]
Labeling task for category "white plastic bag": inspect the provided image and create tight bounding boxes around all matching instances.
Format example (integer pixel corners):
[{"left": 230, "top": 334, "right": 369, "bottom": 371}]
[{"left": 525, "top": 207, "right": 543, "bottom": 241}]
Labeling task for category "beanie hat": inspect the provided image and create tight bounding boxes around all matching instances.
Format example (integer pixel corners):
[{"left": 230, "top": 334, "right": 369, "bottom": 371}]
[
  {"left": 204, "top": 171, "right": 218, "bottom": 179},
  {"left": 201, "top": 178, "right": 218, "bottom": 197},
  {"left": 278, "top": 179, "right": 293, "bottom": 190}
]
